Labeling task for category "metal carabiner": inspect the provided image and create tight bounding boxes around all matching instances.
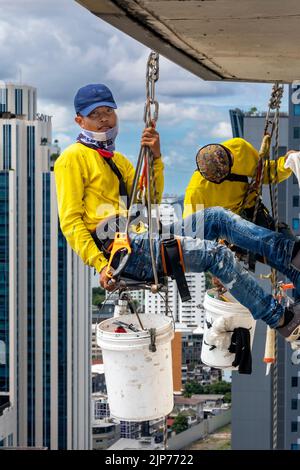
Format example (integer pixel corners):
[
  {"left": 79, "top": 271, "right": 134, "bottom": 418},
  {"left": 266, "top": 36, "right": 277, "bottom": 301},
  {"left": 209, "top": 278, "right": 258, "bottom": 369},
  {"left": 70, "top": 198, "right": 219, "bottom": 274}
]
[{"left": 106, "top": 232, "right": 132, "bottom": 280}]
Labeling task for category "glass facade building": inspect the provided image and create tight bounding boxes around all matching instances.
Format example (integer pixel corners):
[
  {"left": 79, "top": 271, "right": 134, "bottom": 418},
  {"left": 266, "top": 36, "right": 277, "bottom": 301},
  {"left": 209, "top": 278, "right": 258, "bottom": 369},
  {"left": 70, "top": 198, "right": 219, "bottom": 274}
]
[
  {"left": 0, "top": 83, "right": 91, "bottom": 449},
  {"left": 229, "top": 87, "right": 300, "bottom": 449}
]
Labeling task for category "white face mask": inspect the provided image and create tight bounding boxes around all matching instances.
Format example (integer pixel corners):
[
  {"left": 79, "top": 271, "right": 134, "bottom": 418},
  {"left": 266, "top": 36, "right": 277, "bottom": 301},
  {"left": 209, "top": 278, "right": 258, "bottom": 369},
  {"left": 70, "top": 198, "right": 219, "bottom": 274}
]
[
  {"left": 83, "top": 123, "right": 119, "bottom": 143},
  {"left": 80, "top": 118, "right": 119, "bottom": 151}
]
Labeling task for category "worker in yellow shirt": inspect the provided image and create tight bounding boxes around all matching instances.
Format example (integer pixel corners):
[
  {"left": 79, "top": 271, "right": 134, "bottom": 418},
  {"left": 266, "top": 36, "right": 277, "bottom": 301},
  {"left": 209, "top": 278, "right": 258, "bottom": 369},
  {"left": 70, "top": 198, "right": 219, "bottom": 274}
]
[
  {"left": 54, "top": 83, "right": 164, "bottom": 290},
  {"left": 184, "top": 138, "right": 294, "bottom": 222}
]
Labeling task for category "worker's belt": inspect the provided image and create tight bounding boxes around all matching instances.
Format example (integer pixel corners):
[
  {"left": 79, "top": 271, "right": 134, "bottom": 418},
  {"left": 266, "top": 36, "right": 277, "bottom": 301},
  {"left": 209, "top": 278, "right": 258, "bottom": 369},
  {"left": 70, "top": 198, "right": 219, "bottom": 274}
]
[
  {"left": 161, "top": 238, "right": 191, "bottom": 302},
  {"left": 91, "top": 215, "right": 127, "bottom": 260}
]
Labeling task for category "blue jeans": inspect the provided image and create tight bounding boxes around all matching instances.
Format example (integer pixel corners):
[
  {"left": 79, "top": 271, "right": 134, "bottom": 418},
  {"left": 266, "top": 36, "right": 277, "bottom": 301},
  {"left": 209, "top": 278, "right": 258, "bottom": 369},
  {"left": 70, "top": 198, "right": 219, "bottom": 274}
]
[{"left": 123, "top": 207, "right": 298, "bottom": 328}]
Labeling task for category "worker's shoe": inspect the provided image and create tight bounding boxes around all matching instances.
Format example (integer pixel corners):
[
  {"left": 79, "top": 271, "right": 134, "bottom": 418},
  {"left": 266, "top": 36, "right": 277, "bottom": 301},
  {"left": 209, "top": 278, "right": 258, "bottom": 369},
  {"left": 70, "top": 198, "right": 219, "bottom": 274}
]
[{"left": 276, "top": 302, "right": 300, "bottom": 342}]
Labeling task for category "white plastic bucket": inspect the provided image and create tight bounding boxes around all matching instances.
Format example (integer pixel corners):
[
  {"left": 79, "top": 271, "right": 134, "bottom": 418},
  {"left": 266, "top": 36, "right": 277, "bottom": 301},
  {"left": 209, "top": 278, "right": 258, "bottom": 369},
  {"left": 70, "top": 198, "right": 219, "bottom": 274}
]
[
  {"left": 201, "top": 289, "right": 256, "bottom": 369},
  {"left": 97, "top": 314, "right": 174, "bottom": 421}
]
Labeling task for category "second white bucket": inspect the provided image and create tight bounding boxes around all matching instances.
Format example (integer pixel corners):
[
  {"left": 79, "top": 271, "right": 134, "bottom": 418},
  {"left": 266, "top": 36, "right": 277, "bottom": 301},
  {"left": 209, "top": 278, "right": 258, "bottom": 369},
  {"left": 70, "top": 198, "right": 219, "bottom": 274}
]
[
  {"left": 201, "top": 289, "right": 256, "bottom": 369},
  {"left": 97, "top": 313, "right": 174, "bottom": 422}
]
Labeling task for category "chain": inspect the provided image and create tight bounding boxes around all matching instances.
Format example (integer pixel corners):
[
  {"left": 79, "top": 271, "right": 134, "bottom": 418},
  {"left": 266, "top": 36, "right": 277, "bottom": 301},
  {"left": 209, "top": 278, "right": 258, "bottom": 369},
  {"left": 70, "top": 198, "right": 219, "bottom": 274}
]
[
  {"left": 144, "top": 51, "right": 160, "bottom": 222},
  {"left": 239, "top": 83, "right": 284, "bottom": 218},
  {"left": 123, "top": 51, "right": 163, "bottom": 293},
  {"left": 264, "top": 83, "right": 284, "bottom": 136},
  {"left": 144, "top": 52, "right": 161, "bottom": 287},
  {"left": 144, "top": 51, "right": 159, "bottom": 126}
]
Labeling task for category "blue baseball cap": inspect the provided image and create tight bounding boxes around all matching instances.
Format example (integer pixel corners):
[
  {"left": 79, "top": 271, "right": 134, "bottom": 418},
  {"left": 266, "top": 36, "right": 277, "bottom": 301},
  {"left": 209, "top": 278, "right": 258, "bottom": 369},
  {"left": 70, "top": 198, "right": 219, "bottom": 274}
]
[{"left": 74, "top": 84, "right": 117, "bottom": 116}]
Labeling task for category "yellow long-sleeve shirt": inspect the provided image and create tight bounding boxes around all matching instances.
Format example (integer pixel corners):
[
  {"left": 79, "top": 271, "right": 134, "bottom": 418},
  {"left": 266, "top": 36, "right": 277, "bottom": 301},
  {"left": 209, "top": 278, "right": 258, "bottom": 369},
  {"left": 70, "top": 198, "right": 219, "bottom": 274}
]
[
  {"left": 54, "top": 142, "right": 164, "bottom": 273},
  {"left": 183, "top": 138, "right": 291, "bottom": 218}
]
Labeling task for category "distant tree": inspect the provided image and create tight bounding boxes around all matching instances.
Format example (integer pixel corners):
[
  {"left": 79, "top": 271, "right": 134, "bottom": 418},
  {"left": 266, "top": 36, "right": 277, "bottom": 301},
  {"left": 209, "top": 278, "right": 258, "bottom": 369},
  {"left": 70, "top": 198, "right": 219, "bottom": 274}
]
[
  {"left": 205, "top": 271, "right": 213, "bottom": 290},
  {"left": 205, "top": 380, "right": 231, "bottom": 395},
  {"left": 184, "top": 380, "right": 231, "bottom": 396},
  {"left": 184, "top": 381, "right": 204, "bottom": 397},
  {"left": 92, "top": 287, "right": 105, "bottom": 307},
  {"left": 249, "top": 106, "right": 258, "bottom": 115},
  {"left": 224, "top": 392, "right": 231, "bottom": 403},
  {"left": 172, "top": 414, "right": 189, "bottom": 434}
]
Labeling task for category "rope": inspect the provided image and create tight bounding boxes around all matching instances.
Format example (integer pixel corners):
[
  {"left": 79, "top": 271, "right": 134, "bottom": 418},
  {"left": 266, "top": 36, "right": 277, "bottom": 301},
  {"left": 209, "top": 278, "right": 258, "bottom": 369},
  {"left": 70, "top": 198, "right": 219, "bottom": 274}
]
[
  {"left": 238, "top": 84, "right": 284, "bottom": 218},
  {"left": 271, "top": 101, "right": 281, "bottom": 451},
  {"left": 239, "top": 83, "right": 283, "bottom": 448},
  {"left": 163, "top": 416, "right": 168, "bottom": 450},
  {"left": 272, "top": 332, "right": 278, "bottom": 450}
]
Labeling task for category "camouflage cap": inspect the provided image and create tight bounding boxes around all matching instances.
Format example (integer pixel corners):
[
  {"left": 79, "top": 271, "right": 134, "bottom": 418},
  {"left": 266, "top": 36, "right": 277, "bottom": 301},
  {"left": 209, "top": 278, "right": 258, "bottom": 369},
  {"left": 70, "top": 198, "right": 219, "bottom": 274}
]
[{"left": 196, "top": 144, "right": 233, "bottom": 184}]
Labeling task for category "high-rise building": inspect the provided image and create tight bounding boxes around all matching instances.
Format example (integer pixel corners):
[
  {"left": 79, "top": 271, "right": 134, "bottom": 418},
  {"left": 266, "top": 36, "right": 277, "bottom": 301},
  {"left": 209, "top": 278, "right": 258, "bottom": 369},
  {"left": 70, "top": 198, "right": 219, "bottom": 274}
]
[
  {"left": 145, "top": 195, "right": 206, "bottom": 328},
  {"left": 229, "top": 85, "right": 300, "bottom": 449},
  {"left": 0, "top": 83, "right": 91, "bottom": 449},
  {"left": 145, "top": 274, "right": 205, "bottom": 328}
]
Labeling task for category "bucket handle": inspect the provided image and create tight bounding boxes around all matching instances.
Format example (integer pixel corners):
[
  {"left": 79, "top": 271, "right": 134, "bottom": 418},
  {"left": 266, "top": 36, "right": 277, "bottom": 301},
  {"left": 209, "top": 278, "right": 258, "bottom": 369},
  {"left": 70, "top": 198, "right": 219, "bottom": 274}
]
[{"left": 149, "top": 328, "right": 157, "bottom": 352}]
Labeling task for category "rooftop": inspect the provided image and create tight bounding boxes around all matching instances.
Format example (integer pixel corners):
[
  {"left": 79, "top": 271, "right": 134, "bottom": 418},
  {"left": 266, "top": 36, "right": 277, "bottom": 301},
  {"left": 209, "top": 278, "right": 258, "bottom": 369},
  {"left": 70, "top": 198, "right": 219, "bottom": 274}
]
[{"left": 174, "top": 394, "right": 224, "bottom": 405}]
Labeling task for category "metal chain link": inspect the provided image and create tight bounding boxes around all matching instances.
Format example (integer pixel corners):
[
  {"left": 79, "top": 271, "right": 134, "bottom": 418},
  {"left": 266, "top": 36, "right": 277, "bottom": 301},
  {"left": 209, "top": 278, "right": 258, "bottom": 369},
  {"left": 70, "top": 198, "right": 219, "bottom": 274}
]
[
  {"left": 144, "top": 51, "right": 160, "bottom": 224},
  {"left": 144, "top": 51, "right": 159, "bottom": 126},
  {"left": 144, "top": 52, "right": 160, "bottom": 287}
]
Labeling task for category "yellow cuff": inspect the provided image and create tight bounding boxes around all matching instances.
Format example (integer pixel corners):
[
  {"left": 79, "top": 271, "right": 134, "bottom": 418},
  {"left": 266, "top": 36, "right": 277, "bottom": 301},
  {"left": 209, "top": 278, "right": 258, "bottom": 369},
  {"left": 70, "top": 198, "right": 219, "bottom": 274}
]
[{"left": 94, "top": 258, "right": 109, "bottom": 274}]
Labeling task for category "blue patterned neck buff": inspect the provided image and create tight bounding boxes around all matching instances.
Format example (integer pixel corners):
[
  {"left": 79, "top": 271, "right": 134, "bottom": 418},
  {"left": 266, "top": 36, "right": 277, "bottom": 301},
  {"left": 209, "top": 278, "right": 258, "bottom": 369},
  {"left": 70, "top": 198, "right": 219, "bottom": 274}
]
[{"left": 77, "top": 121, "right": 118, "bottom": 152}]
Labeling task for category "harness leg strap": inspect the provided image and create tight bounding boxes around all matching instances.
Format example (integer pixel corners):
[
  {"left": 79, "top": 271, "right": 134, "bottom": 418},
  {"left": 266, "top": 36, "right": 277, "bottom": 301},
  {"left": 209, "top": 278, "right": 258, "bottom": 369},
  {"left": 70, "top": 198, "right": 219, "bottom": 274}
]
[{"left": 161, "top": 238, "right": 191, "bottom": 303}]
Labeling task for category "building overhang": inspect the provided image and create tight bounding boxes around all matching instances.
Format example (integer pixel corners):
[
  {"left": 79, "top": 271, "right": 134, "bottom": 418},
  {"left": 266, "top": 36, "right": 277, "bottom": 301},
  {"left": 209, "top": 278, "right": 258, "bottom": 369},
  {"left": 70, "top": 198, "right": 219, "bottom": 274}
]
[{"left": 76, "top": 0, "right": 300, "bottom": 83}]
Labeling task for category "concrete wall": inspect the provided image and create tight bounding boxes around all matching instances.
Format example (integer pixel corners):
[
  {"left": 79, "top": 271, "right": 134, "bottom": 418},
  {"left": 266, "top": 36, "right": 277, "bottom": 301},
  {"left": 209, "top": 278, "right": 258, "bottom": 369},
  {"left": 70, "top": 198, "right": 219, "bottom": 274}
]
[
  {"left": 0, "top": 406, "right": 16, "bottom": 444},
  {"left": 167, "top": 409, "right": 231, "bottom": 450}
]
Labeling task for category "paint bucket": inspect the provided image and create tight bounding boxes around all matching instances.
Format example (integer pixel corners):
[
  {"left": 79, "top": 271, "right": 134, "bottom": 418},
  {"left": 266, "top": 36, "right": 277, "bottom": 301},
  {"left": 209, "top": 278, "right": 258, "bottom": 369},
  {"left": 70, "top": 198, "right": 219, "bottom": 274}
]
[
  {"left": 201, "top": 289, "right": 256, "bottom": 369},
  {"left": 97, "top": 314, "right": 174, "bottom": 421}
]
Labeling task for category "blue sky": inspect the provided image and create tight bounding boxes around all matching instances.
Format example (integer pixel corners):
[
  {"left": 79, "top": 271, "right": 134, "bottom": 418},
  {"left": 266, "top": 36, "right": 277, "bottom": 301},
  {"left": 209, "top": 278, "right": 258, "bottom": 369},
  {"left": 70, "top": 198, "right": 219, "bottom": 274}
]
[{"left": 0, "top": 0, "right": 288, "bottom": 194}]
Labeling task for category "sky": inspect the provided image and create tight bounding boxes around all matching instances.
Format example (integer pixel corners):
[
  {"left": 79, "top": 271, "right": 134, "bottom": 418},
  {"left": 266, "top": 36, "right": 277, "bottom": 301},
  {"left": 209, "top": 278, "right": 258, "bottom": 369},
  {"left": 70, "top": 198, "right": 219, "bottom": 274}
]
[{"left": 0, "top": 0, "right": 288, "bottom": 195}]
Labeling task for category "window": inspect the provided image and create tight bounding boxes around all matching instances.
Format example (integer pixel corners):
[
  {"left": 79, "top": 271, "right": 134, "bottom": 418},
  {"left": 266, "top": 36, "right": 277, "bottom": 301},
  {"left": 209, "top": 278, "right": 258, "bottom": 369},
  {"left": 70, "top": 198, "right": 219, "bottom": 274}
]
[
  {"left": 291, "top": 421, "right": 298, "bottom": 432},
  {"left": 15, "top": 88, "right": 23, "bottom": 115},
  {"left": 0, "top": 340, "right": 6, "bottom": 365},
  {"left": 293, "top": 196, "right": 300, "bottom": 207},
  {"left": 94, "top": 401, "right": 110, "bottom": 419},
  {"left": 294, "top": 104, "right": 300, "bottom": 116},
  {"left": 291, "top": 399, "right": 298, "bottom": 410},
  {"left": 291, "top": 443, "right": 300, "bottom": 450},
  {"left": 292, "top": 376, "right": 298, "bottom": 387},
  {"left": 3, "top": 125, "right": 12, "bottom": 170},
  {"left": 292, "top": 218, "right": 300, "bottom": 231},
  {"left": 294, "top": 127, "right": 300, "bottom": 139},
  {"left": 0, "top": 88, "right": 7, "bottom": 113},
  {"left": 293, "top": 174, "right": 299, "bottom": 184}
]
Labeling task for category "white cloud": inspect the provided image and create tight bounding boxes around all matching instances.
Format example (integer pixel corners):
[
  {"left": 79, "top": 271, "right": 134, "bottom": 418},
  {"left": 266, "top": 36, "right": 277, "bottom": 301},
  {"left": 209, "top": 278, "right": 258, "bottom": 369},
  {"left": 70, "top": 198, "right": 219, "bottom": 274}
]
[
  {"left": 209, "top": 121, "right": 233, "bottom": 140},
  {"left": 0, "top": 0, "right": 285, "bottom": 116},
  {"left": 38, "top": 101, "right": 74, "bottom": 133},
  {"left": 53, "top": 133, "right": 73, "bottom": 148}
]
